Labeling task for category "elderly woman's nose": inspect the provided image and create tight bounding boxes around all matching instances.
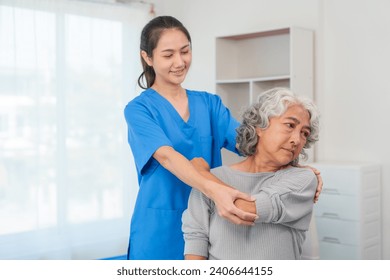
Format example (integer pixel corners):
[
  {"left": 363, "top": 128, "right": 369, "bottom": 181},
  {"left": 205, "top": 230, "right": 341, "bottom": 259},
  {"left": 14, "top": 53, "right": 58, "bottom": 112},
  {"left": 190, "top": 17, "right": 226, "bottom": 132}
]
[{"left": 290, "top": 130, "right": 301, "bottom": 145}]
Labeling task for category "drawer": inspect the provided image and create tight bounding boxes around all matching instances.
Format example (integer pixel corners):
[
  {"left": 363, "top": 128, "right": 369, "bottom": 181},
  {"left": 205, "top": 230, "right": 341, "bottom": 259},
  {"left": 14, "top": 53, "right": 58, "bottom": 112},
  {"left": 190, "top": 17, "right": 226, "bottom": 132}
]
[
  {"left": 312, "top": 164, "right": 361, "bottom": 195},
  {"left": 312, "top": 162, "right": 381, "bottom": 196},
  {"left": 316, "top": 218, "right": 359, "bottom": 245},
  {"left": 319, "top": 240, "right": 381, "bottom": 260},
  {"left": 314, "top": 193, "right": 359, "bottom": 221},
  {"left": 319, "top": 241, "right": 359, "bottom": 260}
]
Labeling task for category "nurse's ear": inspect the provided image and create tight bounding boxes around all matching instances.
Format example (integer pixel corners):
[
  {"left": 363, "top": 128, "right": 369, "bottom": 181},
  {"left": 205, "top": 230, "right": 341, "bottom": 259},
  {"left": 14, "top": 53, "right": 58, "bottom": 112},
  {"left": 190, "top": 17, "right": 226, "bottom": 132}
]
[{"left": 141, "top": 50, "right": 153, "bottom": 67}]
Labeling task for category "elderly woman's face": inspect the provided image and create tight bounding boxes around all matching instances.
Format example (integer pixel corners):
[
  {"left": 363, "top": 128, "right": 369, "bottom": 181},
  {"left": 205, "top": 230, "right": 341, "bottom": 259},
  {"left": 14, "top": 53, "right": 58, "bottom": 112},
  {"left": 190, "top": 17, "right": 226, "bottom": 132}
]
[{"left": 256, "top": 104, "right": 311, "bottom": 167}]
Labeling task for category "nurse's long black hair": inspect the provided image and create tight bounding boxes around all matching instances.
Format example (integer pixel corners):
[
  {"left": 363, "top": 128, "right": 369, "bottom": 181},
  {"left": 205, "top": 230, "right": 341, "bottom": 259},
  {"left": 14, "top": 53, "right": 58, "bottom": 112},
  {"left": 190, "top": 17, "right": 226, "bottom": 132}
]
[{"left": 137, "top": 16, "right": 192, "bottom": 89}]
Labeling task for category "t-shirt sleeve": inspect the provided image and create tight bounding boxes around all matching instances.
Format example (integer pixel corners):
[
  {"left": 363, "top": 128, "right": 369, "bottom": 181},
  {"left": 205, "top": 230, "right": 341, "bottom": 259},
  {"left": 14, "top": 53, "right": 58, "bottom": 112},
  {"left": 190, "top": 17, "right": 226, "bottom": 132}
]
[
  {"left": 209, "top": 93, "right": 240, "bottom": 153},
  {"left": 124, "top": 101, "right": 172, "bottom": 175},
  {"left": 252, "top": 168, "right": 317, "bottom": 231}
]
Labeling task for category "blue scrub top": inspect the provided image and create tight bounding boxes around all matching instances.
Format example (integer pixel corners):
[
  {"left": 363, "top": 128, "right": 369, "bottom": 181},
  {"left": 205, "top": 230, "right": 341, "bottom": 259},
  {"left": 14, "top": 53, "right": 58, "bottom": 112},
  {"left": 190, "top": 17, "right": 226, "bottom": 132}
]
[{"left": 124, "top": 88, "right": 239, "bottom": 260}]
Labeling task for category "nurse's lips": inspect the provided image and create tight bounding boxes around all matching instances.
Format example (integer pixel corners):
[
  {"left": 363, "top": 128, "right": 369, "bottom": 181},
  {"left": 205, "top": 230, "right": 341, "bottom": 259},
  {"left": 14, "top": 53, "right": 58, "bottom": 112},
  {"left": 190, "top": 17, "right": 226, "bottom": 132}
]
[{"left": 171, "top": 69, "right": 185, "bottom": 75}]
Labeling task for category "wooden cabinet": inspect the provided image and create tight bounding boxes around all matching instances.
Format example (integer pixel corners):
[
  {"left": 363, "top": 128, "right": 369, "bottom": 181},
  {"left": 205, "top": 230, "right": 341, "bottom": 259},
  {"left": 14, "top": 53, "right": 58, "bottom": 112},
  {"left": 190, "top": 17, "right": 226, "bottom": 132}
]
[
  {"left": 312, "top": 161, "right": 382, "bottom": 259},
  {"left": 215, "top": 27, "right": 314, "bottom": 164}
]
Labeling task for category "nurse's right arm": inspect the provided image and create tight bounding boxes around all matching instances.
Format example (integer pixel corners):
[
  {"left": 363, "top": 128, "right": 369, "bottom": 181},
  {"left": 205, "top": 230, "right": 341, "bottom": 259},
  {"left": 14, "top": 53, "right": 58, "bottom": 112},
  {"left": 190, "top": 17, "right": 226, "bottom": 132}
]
[{"left": 153, "top": 146, "right": 257, "bottom": 225}]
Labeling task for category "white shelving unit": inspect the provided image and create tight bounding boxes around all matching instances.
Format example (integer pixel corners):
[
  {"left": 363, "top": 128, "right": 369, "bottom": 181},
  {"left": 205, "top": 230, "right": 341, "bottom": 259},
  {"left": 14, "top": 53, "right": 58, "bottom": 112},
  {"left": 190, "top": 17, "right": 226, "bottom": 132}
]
[
  {"left": 312, "top": 161, "right": 382, "bottom": 259},
  {"left": 215, "top": 27, "right": 314, "bottom": 165}
]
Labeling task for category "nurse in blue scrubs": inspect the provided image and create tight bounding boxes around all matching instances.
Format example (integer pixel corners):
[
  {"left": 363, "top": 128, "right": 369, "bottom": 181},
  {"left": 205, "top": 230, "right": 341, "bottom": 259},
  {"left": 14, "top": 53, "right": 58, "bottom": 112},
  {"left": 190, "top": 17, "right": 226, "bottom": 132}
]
[{"left": 123, "top": 16, "right": 258, "bottom": 260}]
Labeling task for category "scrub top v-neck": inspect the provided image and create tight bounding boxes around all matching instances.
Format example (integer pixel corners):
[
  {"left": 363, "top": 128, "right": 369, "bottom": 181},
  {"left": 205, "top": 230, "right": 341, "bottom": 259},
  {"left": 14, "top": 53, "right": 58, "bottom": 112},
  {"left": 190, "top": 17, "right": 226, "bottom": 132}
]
[
  {"left": 154, "top": 88, "right": 193, "bottom": 125},
  {"left": 124, "top": 88, "right": 239, "bottom": 260}
]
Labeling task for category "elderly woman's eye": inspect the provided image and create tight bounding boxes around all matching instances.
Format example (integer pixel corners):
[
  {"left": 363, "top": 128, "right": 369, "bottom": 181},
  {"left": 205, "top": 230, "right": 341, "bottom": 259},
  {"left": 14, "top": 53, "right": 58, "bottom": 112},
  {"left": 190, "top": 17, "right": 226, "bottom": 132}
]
[
  {"left": 302, "top": 131, "right": 310, "bottom": 138},
  {"left": 286, "top": 123, "right": 294, "bottom": 128}
]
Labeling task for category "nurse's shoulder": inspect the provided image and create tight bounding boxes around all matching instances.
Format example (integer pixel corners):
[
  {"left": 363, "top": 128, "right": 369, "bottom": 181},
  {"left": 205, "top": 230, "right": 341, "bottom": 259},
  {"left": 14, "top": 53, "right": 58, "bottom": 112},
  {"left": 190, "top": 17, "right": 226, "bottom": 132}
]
[
  {"left": 124, "top": 89, "right": 156, "bottom": 122},
  {"left": 186, "top": 89, "right": 224, "bottom": 107}
]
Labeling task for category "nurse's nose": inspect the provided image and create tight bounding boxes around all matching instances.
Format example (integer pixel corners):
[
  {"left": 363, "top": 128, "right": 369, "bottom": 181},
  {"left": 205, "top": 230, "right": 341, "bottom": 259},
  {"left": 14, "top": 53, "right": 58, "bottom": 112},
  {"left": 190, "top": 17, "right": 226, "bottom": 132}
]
[{"left": 173, "top": 53, "right": 185, "bottom": 67}]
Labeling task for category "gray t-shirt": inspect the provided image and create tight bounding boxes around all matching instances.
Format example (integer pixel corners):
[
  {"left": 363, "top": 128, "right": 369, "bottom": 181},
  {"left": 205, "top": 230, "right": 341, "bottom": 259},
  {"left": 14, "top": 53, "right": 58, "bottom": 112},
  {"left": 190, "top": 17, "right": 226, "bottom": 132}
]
[{"left": 182, "top": 166, "right": 317, "bottom": 260}]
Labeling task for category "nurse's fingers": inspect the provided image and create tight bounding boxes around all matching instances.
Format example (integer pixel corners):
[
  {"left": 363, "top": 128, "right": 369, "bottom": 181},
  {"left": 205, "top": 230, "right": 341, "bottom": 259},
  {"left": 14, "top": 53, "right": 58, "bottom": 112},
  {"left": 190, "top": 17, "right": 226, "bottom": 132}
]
[
  {"left": 215, "top": 200, "right": 256, "bottom": 225},
  {"left": 232, "top": 207, "right": 258, "bottom": 224},
  {"left": 231, "top": 190, "right": 257, "bottom": 222},
  {"left": 212, "top": 185, "right": 257, "bottom": 225},
  {"left": 216, "top": 204, "right": 257, "bottom": 224},
  {"left": 235, "top": 190, "right": 256, "bottom": 202},
  {"left": 223, "top": 212, "right": 255, "bottom": 226}
]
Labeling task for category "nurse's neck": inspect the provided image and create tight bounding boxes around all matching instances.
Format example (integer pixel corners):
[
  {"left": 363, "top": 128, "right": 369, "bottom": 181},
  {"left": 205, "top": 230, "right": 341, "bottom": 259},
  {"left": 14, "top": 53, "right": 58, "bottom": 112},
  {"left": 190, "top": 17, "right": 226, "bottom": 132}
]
[
  {"left": 152, "top": 84, "right": 189, "bottom": 122},
  {"left": 152, "top": 84, "right": 186, "bottom": 100}
]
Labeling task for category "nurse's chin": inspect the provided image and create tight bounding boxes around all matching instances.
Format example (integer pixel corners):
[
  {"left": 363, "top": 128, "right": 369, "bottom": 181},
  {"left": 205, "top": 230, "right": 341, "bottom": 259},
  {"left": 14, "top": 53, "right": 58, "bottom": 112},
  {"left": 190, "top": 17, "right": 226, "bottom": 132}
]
[{"left": 169, "top": 76, "right": 187, "bottom": 85}]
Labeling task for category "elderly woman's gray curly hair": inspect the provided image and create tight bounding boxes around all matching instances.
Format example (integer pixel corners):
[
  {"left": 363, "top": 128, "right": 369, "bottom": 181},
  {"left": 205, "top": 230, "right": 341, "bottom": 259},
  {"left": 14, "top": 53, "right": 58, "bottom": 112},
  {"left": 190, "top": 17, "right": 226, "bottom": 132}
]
[{"left": 236, "top": 87, "right": 320, "bottom": 166}]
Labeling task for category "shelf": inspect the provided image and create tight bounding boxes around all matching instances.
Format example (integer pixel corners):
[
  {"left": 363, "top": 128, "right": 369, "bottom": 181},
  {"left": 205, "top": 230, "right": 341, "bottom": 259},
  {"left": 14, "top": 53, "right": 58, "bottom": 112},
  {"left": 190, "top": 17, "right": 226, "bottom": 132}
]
[
  {"left": 216, "top": 26, "right": 314, "bottom": 165},
  {"left": 220, "top": 27, "right": 290, "bottom": 40},
  {"left": 216, "top": 75, "right": 290, "bottom": 84}
]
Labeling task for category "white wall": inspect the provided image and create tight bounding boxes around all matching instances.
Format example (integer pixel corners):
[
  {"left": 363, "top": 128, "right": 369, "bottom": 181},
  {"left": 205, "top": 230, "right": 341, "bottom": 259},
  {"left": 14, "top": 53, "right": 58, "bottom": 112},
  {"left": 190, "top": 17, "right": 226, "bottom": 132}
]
[
  {"left": 154, "top": 0, "right": 390, "bottom": 259},
  {"left": 319, "top": 0, "right": 390, "bottom": 259},
  {"left": 154, "top": 0, "right": 319, "bottom": 91}
]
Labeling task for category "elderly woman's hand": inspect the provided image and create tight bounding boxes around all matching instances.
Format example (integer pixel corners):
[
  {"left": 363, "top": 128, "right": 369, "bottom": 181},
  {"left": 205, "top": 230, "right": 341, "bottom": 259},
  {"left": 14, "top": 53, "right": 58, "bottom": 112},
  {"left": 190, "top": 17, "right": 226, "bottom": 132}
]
[
  {"left": 311, "top": 167, "right": 323, "bottom": 203},
  {"left": 299, "top": 165, "right": 323, "bottom": 203}
]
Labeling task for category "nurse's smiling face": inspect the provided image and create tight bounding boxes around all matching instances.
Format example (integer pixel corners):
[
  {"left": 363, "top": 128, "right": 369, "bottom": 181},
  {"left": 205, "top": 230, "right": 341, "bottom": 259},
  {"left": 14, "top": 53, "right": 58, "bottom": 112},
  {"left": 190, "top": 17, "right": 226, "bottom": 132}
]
[{"left": 141, "top": 29, "right": 192, "bottom": 88}]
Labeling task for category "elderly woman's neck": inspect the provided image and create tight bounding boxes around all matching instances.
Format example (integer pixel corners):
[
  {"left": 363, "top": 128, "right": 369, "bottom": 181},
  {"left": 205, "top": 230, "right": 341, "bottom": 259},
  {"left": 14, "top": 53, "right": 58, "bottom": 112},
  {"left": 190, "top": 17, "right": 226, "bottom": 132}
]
[{"left": 232, "top": 156, "right": 286, "bottom": 173}]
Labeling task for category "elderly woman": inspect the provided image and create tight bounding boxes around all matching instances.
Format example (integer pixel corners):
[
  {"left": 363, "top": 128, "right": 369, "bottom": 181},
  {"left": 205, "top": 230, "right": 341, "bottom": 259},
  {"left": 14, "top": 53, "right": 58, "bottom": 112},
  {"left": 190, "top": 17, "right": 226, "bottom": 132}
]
[{"left": 182, "top": 87, "right": 320, "bottom": 260}]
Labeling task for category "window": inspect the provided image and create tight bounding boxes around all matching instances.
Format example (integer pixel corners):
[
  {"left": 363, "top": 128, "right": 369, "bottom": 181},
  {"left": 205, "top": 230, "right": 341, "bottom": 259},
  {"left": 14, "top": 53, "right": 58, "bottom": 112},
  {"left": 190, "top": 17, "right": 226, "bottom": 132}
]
[{"left": 0, "top": 0, "right": 149, "bottom": 259}]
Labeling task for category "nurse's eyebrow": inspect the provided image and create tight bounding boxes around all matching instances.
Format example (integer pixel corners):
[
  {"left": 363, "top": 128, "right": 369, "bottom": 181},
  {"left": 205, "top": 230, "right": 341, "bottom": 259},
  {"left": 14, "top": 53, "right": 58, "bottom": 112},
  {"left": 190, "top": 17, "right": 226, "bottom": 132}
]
[{"left": 161, "top": 43, "right": 191, "bottom": 53}]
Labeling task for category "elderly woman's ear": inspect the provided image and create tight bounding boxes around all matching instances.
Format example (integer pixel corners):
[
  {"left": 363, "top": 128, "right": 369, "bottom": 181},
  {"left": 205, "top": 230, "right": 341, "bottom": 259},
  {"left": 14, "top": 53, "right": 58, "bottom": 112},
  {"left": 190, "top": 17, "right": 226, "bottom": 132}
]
[{"left": 255, "top": 127, "right": 263, "bottom": 137}]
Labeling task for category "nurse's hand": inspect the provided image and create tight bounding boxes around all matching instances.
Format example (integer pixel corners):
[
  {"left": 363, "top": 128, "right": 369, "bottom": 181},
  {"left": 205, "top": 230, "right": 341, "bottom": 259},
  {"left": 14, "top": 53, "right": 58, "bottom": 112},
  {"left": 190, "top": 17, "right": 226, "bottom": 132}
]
[
  {"left": 208, "top": 182, "right": 258, "bottom": 225},
  {"left": 191, "top": 158, "right": 258, "bottom": 225}
]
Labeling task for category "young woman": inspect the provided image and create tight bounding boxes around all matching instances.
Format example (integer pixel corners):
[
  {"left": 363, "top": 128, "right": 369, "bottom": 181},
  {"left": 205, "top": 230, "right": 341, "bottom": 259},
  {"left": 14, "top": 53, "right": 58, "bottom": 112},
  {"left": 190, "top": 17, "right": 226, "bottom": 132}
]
[{"left": 124, "top": 16, "right": 257, "bottom": 260}]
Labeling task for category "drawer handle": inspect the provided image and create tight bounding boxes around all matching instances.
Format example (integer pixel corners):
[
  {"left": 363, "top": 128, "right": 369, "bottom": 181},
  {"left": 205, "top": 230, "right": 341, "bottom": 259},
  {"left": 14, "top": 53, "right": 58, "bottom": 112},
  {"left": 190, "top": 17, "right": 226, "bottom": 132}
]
[
  {"left": 322, "top": 237, "right": 341, "bottom": 244},
  {"left": 323, "top": 188, "right": 340, "bottom": 195},
  {"left": 321, "top": 212, "right": 340, "bottom": 219}
]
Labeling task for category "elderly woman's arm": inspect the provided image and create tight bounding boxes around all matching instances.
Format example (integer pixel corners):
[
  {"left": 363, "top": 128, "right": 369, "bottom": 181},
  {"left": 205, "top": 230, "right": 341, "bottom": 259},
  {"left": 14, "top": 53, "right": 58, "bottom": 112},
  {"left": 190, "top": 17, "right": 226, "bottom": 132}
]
[
  {"left": 191, "top": 158, "right": 321, "bottom": 227},
  {"left": 234, "top": 165, "right": 322, "bottom": 214},
  {"left": 252, "top": 167, "right": 317, "bottom": 230}
]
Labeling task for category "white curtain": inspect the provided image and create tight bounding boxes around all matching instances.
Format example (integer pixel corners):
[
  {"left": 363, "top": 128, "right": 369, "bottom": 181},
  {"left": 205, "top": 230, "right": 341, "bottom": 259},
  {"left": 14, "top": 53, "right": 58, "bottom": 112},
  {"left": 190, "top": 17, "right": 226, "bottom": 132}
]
[{"left": 0, "top": 0, "right": 150, "bottom": 259}]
